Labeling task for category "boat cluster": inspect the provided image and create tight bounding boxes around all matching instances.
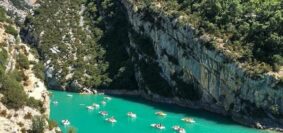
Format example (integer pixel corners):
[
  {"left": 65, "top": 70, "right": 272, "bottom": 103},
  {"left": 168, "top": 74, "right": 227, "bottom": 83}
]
[
  {"left": 56, "top": 95, "right": 195, "bottom": 132},
  {"left": 150, "top": 111, "right": 195, "bottom": 133}
]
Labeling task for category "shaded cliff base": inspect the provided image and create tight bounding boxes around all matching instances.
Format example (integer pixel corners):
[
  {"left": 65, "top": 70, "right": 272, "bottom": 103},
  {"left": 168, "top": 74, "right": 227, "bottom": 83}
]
[{"left": 99, "top": 89, "right": 283, "bottom": 132}]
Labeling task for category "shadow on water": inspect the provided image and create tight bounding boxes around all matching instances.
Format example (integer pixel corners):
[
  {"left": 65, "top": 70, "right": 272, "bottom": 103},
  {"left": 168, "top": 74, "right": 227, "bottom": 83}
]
[{"left": 105, "top": 93, "right": 246, "bottom": 127}]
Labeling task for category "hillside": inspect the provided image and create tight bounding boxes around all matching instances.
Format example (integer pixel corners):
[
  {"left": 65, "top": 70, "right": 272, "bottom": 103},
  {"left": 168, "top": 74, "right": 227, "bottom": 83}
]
[
  {"left": 0, "top": 0, "right": 282, "bottom": 132},
  {"left": 0, "top": 5, "right": 58, "bottom": 133}
]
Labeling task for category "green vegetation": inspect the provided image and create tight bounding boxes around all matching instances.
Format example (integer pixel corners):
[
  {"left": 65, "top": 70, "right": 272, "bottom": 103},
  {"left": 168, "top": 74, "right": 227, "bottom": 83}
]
[
  {"left": 67, "top": 127, "right": 77, "bottom": 133},
  {"left": 0, "top": 48, "right": 8, "bottom": 66},
  {"left": 4, "top": 25, "right": 18, "bottom": 37},
  {"left": 32, "top": 61, "right": 45, "bottom": 80},
  {"left": 16, "top": 53, "right": 30, "bottom": 69},
  {"left": 0, "top": 76, "right": 27, "bottom": 109},
  {"left": 0, "top": 47, "right": 41, "bottom": 110},
  {"left": 24, "top": 0, "right": 110, "bottom": 89},
  {"left": 137, "top": 0, "right": 283, "bottom": 74},
  {"left": 0, "top": 48, "right": 27, "bottom": 109},
  {"left": 27, "top": 97, "right": 43, "bottom": 110},
  {"left": 47, "top": 119, "right": 58, "bottom": 130},
  {"left": 0, "top": 7, "right": 7, "bottom": 22},
  {"left": 23, "top": 0, "right": 137, "bottom": 90},
  {"left": 31, "top": 116, "right": 46, "bottom": 133}
]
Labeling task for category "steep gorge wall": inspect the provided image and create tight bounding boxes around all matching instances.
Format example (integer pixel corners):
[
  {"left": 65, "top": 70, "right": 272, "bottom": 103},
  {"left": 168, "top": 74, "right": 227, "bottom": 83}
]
[{"left": 121, "top": 0, "right": 283, "bottom": 130}]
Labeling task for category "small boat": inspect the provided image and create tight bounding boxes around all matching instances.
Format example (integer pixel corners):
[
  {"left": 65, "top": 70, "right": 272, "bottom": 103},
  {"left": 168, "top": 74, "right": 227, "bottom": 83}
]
[
  {"left": 104, "top": 96, "right": 112, "bottom": 100},
  {"left": 101, "top": 101, "right": 107, "bottom": 105},
  {"left": 99, "top": 111, "right": 108, "bottom": 116},
  {"left": 105, "top": 117, "right": 117, "bottom": 123},
  {"left": 178, "top": 128, "right": 186, "bottom": 133},
  {"left": 150, "top": 123, "right": 165, "bottom": 130},
  {"left": 92, "top": 103, "right": 100, "bottom": 108},
  {"left": 86, "top": 106, "right": 94, "bottom": 110},
  {"left": 127, "top": 112, "right": 137, "bottom": 118},
  {"left": 52, "top": 101, "right": 58, "bottom": 104},
  {"left": 61, "top": 120, "right": 70, "bottom": 126},
  {"left": 172, "top": 125, "right": 186, "bottom": 133},
  {"left": 67, "top": 94, "right": 73, "bottom": 97},
  {"left": 172, "top": 125, "right": 181, "bottom": 131},
  {"left": 181, "top": 117, "right": 195, "bottom": 123},
  {"left": 155, "top": 111, "right": 167, "bottom": 117}
]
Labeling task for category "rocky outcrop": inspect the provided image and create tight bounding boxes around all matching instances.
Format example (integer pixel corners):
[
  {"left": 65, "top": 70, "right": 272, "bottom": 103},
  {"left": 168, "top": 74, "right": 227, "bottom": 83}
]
[
  {"left": 0, "top": 20, "right": 54, "bottom": 132},
  {"left": 0, "top": 0, "right": 38, "bottom": 23},
  {"left": 121, "top": 0, "right": 283, "bottom": 130}
]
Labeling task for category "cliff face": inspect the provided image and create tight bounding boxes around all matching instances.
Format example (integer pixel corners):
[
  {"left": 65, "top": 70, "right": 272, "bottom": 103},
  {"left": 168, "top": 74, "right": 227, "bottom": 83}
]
[
  {"left": 0, "top": 22, "right": 52, "bottom": 133},
  {"left": 121, "top": 0, "right": 283, "bottom": 130},
  {"left": 0, "top": 2, "right": 58, "bottom": 132}
]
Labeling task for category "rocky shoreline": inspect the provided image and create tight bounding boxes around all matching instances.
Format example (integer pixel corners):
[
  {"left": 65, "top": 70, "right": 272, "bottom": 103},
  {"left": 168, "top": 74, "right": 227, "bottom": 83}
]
[{"left": 99, "top": 89, "right": 283, "bottom": 132}]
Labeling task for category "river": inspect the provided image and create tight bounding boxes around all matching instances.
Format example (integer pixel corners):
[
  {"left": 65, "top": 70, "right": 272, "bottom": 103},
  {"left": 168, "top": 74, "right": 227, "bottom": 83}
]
[{"left": 50, "top": 90, "right": 269, "bottom": 133}]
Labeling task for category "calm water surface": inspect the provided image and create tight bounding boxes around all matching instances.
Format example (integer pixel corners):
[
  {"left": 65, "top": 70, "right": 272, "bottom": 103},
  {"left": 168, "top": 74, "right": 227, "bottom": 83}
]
[{"left": 50, "top": 90, "right": 269, "bottom": 133}]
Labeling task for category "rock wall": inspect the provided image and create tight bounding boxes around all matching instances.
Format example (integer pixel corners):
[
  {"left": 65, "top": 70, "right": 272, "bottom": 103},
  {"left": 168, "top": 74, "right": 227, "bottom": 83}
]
[
  {"left": 121, "top": 0, "right": 283, "bottom": 130},
  {"left": 0, "top": 0, "right": 38, "bottom": 23},
  {"left": 0, "top": 6, "right": 56, "bottom": 132}
]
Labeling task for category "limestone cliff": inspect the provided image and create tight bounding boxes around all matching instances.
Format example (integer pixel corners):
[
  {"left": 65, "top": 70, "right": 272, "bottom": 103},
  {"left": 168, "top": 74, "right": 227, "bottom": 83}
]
[
  {"left": 0, "top": 2, "right": 58, "bottom": 132},
  {"left": 121, "top": 0, "right": 283, "bottom": 130}
]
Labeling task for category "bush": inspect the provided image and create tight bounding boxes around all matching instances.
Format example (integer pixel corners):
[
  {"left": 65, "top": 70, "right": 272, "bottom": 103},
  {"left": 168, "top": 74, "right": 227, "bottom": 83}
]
[
  {"left": 48, "top": 119, "right": 58, "bottom": 130},
  {"left": 31, "top": 116, "right": 46, "bottom": 133},
  {"left": 27, "top": 97, "right": 43, "bottom": 110},
  {"left": 0, "top": 110, "right": 7, "bottom": 117},
  {"left": 0, "top": 77, "right": 28, "bottom": 109},
  {"left": 0, "top": 7, "right": 7, "bottom": 22},
  {"left": 4, "top": 25, "right": 18, "bottom": 37},
  {"left": 32, "top": 62, "right": 45, "bottom": 80},
  {"left": 9, "top": 70, "right": 24, "bottom": 82},
  {"left": 67, "top": 127, "right": 77, "bottom": 133},
  {"left": 17, "top": 53, "right": 30, "bottom": 69}
]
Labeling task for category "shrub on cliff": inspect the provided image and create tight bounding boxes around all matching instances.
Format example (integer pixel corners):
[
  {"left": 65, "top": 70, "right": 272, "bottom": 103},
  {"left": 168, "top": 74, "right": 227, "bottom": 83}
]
[
  {"left": 31, "top": 116, "right": 46, "bottom": 133},
  {"left": 27, "top": 97, "right": 43, "bottom": 110},
  {"left": 0, "top": 7, "right": 7, "bottom": 22},
  {"left": 17, "top": 53, "right": 30, "bottom": 69},
  {"left": 0, "top": 48, "right": 8, "bottom": 66},
  {"left": 4, "top": 25, "right": 18, "bottom": 37},
  {"left": 0, "top": 77, "right": 28, "bottom": 109},
  {"left": 47, "top": 119, "right": 58, "bottom": 130},
  {"left": 32, "top": 62, "right": 45, "bottom": 80}
]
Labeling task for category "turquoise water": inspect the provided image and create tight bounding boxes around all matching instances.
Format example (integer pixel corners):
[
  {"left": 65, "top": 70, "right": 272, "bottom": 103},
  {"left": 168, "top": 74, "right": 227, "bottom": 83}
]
[{"left": 50, "top": 90, "right": 267, "bottom": 133}]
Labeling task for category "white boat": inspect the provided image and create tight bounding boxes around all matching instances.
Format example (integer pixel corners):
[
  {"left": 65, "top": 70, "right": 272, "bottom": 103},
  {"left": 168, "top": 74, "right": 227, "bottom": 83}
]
[
  {"left": 150, "top": 123, "right": 165, "bottom": 130},
  {"left": 101, "top": 101, "right": 106, "bottom": 105},
  {"left": 92, "top": 103, "right": 100, "bottom": 108},
  {"left": 155, "top": 111, "right": 167, "bottom": 117},
  {"left": 172, "top": 125, "right": 186, "bottom": 133},
  {"left": 105, "top": 117, "right": 117, "bottom": 123},
  {"left": 127, "top": 112, "right": 137, "bottom": 118},
  {"left": 178, "top": 128, "right": 186, "bottom": 133},
  {"left": 181, "top": 117, "right": 195, "bottom": 123},
  {"left": 86, "top": 106, "right": 94, "bottom": 110},
  {"left": 104, "top": 96, "right": 112, "bottom": 100},
  {"left": 99, "top": 111, "right": 108, "bottom": 116},
  {"left": 61, "top": 120, "right": 70, "bottom": 126},
  {"left": 67, "top": 94, "right": 73, "bottom": 97},
  {"left": 52, "top": 101, "right": 58, "bottom": 104},
  {"left": 172, "top": 125, "right": 181, "bottom": 131}
]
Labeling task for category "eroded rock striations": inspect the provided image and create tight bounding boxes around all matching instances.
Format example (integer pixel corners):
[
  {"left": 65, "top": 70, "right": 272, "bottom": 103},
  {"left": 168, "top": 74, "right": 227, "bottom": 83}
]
[{"left": 121, "top": 0, "right": 283, "bottom": 130}]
